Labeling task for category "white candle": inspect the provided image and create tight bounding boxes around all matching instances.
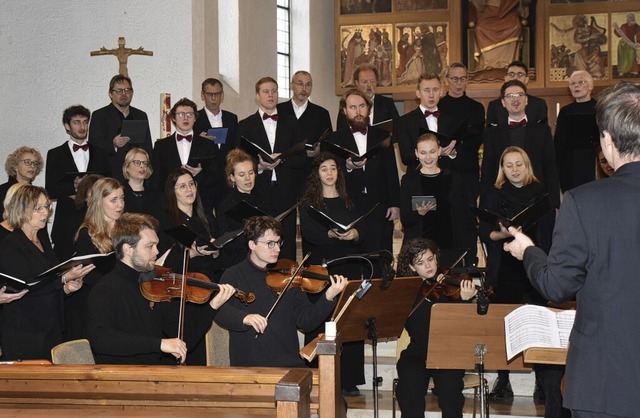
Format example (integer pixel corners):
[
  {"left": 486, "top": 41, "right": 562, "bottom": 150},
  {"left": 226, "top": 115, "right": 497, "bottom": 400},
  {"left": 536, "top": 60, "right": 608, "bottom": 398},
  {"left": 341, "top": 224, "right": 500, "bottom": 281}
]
[{"left": 556, "top": 102, "right": 560, "bottom": 117}]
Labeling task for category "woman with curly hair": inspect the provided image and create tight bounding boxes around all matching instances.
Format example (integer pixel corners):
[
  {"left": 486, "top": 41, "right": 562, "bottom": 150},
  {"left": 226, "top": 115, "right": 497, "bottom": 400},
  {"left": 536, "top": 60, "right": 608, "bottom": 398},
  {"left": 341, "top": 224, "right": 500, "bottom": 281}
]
[{"left": 0, "top": 147, "right": 44, "bottom": 220}]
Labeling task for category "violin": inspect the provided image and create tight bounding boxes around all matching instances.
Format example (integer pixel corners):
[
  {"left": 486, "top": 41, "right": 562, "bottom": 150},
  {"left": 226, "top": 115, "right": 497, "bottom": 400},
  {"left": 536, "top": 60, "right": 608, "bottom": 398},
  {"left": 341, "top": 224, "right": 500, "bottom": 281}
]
[
  {"left": 265, "top": 259, "right": 332, "bottom": 294},
  {"left": 423, "top": 270, "right": 495, "bottom": 301},
  {"left": 140, "top": 265, "right": 256, "bottom": 306}
]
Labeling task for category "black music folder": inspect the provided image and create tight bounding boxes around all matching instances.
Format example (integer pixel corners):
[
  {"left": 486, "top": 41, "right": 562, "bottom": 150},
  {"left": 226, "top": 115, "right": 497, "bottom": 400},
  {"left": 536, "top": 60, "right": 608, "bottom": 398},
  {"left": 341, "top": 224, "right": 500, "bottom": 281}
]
[
  {"left": 305, "top": 128, "right": 331, "bottom": 149},
  {"left": 306, "top": 202, "right": 379, "bottom": 233},
  {"left": 241, "top": 136, "right": 276, "bottom": 164},
  {"left": 411, "top": 195, "right": 437, "bottom": 211},
  {"left": 324, "top": 136, "right": 391, "bottom": 162},
  {"left": 418, "top": 128, "right": 454, "bottom": 148},
  {"left": 120, "top": 120, "right": 149, "bottom": 145},
  {"left": 472, "top": 194, "right": 552, "bottom": 231},
  {"left": 372, "top": 119, "right": 393, "bottom": 134}
]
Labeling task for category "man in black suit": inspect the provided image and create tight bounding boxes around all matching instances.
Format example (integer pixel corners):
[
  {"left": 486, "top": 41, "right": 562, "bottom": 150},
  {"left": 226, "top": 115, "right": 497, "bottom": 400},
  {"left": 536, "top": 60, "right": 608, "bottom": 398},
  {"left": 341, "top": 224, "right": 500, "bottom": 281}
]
[
  {"left": 46, "top": 105, "right": 110, "bottom": 201},
  {"left": 88, "top": 75, "right": 153, "bottom": 181},
  {"left": 504, "top": 82, "right": 640, "bottom": 418},
  {"left": 151, "top": 98, "right": 216, "bottom": 196},
  {"left": 46, "top": 105, "right": 110, "bottom": 259},
  {"left": 192, "top": 78, "right": 239, "bottom": 208},
  {"left": 237, "top": 77, "right": 305, "bottom": 260},
  {"left": 277, "top": 70, "right": 332, "bottom": 197},
  {"left": 486, "top": 61, "right": 548, "bottom": 127},
  {"left": 395, "top": 71, "right": 481, "bottom": 265},
  {"left": 336, "top": 63, "right": 399, "bottom": 131}
]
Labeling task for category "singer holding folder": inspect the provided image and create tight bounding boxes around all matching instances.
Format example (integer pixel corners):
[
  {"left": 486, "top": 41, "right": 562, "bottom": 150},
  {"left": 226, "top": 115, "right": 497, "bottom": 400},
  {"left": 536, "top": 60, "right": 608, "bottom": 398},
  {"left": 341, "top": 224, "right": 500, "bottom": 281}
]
[
  {"left": 0, "top": 185, "right": 95, "bottom": 360},
  {"left": 395, "top": 238, "right": 476, "bottom": 418}
]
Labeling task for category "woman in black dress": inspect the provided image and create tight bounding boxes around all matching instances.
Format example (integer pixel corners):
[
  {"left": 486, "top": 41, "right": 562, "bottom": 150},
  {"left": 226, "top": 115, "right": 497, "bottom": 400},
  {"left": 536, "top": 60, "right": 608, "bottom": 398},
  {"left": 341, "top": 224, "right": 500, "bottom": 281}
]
[{"left": 122, "top": 147, "right": 161, "bottom": 217}]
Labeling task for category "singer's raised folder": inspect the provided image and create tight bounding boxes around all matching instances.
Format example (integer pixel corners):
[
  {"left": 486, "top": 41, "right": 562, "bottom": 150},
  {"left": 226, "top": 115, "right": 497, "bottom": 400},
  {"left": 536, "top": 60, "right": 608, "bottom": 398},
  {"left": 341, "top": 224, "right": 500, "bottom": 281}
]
[{"left": 306, "top": 203, "right": 378, "bottom": 233}]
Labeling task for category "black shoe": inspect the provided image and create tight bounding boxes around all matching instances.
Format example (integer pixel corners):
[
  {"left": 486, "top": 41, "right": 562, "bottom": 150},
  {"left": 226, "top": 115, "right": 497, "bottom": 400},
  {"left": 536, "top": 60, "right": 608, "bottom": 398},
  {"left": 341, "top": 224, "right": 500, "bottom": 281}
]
[
  {"left": 489, "top": 376, "right": 514, "bottom": 401},
  {"left": 342, "top": 386, "right": 360, "bottom": 396}
]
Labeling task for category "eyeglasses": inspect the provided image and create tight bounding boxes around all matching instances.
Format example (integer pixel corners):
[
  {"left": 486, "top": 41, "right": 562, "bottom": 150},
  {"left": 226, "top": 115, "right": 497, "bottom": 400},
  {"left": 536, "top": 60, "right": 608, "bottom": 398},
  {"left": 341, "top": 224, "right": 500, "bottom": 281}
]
[
  {"left": 131, "top": 160, "right": 150, "bottom": 167},
  {"left": 70, "top": 120, "right": 89, "bottom": 126},
  {"left": 112, "top": 88, "right": 133, "bottom": 95},
  {"left": 174, "top": 181, "right": 197, "bottom": 191},
  {"left": 506, "top": 71, "right": 527, "bottom": 79},
  {"left": 504, "top": 92, "right": 526, "bottom": 100},
  {"left": 175, "top": 112, "right": 196, "bottom": 119},
  {"left": 203, "top": 91, "right": 223, "bottom": 98},
  {"left": 293, "top": 82, "right": 313, "bottom": 89},
  {"left": 448, "top": 76, "right": 468, "bottom": 84},
  {"left": 569, "top": 79, "right": 588, "bottom": 87},
  {"left": 256, "top": 239, "right": 284, "bottom": 249},
  {"left": 33, "top": 203, "right": 52, "bottom": 213},
  {"left": 20, "top": 159, "right": 41, "bottom": 167}
]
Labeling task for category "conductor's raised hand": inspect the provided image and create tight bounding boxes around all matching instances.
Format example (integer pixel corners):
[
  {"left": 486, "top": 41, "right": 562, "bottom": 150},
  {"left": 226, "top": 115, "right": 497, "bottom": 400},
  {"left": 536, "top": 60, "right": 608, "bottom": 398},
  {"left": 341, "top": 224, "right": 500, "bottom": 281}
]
[
  {"left": 503, "top": 226, "right": 534, "bottom": 260},
  {"left": 161, "top": 338, "right": 187, "bottom": 363},
  {"left": 243, "top": 313, "right": 268, "bottom": 334},
  {"left": 325, "top": 274, "right": 348, "bottom": 301},
  {"left": 209, "top": 283, "right": 236, "bottom": 310}
]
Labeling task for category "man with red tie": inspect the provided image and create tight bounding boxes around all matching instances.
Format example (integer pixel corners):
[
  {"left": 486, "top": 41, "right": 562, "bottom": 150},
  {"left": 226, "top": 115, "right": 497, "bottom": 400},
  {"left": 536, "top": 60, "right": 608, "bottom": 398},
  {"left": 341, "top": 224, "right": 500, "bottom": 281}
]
[
  {"left": 151, "top": 98, "right": 216, "bottom": 194},
  {"left": 236, "top": 77, "right": 304, "bottom": 260}
]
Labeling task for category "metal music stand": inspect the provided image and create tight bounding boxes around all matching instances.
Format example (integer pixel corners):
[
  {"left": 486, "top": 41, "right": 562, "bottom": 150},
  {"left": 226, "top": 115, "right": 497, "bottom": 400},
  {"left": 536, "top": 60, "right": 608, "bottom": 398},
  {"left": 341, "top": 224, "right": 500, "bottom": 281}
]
[{"left": 332, "top": 276, "right": 423, "bottom": 418}]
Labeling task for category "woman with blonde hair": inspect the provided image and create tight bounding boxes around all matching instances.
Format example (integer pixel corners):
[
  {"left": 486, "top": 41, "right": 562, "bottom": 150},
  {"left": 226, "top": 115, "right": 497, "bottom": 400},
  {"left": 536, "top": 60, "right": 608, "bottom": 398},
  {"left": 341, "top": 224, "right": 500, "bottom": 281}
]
[
  {"left": 67, "top": 177, "right": 124, "bottom": 340},
  {"left": 122, "top": 147, "right": 161, "bottom": 217},
  {"left": 0, "top": 146, "right": 44, "bottom": 220}
]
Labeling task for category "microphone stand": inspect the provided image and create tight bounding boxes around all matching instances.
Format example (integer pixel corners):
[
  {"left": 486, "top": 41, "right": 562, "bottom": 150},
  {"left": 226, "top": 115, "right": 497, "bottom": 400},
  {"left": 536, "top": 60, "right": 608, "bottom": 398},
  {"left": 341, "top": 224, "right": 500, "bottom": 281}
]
[{"left": 475, "top": 344, "right": 490, "bottom": 418}]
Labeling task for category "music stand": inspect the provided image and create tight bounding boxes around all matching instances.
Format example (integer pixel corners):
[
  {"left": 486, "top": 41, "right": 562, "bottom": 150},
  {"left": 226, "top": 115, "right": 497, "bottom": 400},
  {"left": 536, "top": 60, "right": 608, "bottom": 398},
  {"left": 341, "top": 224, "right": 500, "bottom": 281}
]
[{"left": 332, "top": 276, "right": 423, "bottom": 418}]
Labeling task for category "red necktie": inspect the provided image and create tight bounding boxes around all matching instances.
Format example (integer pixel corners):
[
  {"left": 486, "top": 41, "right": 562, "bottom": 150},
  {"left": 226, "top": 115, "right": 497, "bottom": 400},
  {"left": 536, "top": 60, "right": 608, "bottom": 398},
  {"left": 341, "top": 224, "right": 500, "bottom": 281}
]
[
  {"left": 262, "top": 113, "right": 279, "bottom": 121},
  {"left": 72, "top": 144, "right": 89, "bottom": 152},
  {"left": 351, "top": 127, "right": 367, "bottom": 136},
  {"left": 424, "top": 110, "right": 440, "bottom": 118},
  {"left": 177, "top": 134, "right": 193, "bottom": 142},
  {"left": 509, "top": 120, "right": 528, "bottom": 129}
]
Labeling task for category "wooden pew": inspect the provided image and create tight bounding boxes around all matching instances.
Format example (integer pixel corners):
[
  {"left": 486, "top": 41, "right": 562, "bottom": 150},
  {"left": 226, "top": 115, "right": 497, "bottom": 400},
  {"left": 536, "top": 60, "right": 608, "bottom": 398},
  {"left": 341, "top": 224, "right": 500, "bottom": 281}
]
[{"left": 0, "top": 337, "right": 345, "bottom": 418}]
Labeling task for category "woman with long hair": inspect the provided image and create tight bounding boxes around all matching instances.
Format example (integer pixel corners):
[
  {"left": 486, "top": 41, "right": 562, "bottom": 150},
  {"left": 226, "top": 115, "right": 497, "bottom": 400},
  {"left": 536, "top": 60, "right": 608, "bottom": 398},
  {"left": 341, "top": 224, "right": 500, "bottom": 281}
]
[
  {"left": 216, "top": 149, "right": 269, "bottom": 271},
  {"left": 67, "top": 177, "right": 125, "bottom": 340}
]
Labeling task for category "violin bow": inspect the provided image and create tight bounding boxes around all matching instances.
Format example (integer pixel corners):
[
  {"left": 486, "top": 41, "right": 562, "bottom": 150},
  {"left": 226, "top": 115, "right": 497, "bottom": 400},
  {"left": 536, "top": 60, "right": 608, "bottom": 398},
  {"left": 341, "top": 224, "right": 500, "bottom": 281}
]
[
  {"left": 255, "top": 252, "right": 311, "bottom": 339},
  {"left": 407, "top": 249, "right": 468, "bottom": 317}
]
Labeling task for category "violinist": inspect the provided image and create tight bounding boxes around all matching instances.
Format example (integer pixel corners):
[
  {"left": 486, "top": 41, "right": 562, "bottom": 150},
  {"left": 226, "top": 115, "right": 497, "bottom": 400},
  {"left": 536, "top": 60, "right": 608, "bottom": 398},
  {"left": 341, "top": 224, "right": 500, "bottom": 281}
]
[
  {"left": 214, "top": 216, "right": 348, "bottom": 367},
  {"left": 87, "top": 213, "right": 235, "bottom": 365},
  {"left": 395, "top": 238, "right": 477, "bottom": 418},
  {"left": 300, "top": 152, "right": 365, "bottom": 396}
]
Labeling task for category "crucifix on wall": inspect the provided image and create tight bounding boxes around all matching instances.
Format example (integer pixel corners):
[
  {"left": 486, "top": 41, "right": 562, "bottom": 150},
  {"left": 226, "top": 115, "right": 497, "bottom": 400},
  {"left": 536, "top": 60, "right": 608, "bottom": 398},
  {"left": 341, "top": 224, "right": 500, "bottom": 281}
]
[{"left": 90, "top": 37, "right": 153, "bottom": 77}]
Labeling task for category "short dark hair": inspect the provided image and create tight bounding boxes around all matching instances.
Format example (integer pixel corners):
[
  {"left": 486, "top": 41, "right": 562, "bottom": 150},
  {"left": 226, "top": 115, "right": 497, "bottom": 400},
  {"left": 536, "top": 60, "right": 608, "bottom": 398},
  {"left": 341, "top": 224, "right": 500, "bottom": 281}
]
[
  {"left": 255, "top": 77, "right": 278, "bottom": 93},
  {"left": 417, "top": 73, "right": 441, "bottom": 89},
  {"left": 396, "top": 238, "right": 440, "bottom": 277},
  {"left": 500, "top": 80, "right": 527, "bottom": 98},
  {"left": 62, "top": 105, "right": 91, "bottom": 126},
  {"left": 353, "top": 63, "right": 379, "bottom": 83},
  {"left": 507, "top": 61, "right": 528, "bottom": 73},
  {"left": 170, "top": 98, "right": 198, "bottom": 119},
  {"left": 112, "top": 213, "right": 159, "bottom": 260},
  {"left": 243, "top": 216, "right": 282, "bottom": 243},
  {"left": 201, "top": 78, "right": 223, "bottom": 91},
  {"left": 109, "top": 74, "right": 133, "bottom": 92},
  {"left": 596, "top": 82, "right": 640, "bottom": 159},
  {"left": 339, "top": 88, "right": 371, "bottom": 112}
]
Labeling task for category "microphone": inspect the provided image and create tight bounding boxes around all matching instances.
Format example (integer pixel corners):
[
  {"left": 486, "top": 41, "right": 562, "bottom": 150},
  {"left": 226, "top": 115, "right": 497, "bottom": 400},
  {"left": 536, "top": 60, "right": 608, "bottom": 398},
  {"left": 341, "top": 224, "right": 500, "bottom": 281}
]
[
  {"left": 347, "top": 251, "right": 383, "bottom": 259},
  {"left": 477, "top": 292, "right": 490, "bottom": 315},
  {"left": 380, "top": 261, "right": 395, "bottom": 290}
]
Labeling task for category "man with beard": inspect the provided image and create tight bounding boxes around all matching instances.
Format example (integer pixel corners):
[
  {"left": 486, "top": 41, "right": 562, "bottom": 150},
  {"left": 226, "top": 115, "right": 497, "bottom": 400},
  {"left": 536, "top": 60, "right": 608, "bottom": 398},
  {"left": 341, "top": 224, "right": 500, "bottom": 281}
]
[
  {"left": 236, "top": 77, "right": 305, "bottom": 260},
  {"left": 89, "top": 75, "right": 153, "bottom": 181},
  {"left": 277, "top": 71, "right": 332, "bottom": 197},
  {"left": 87, "top": 213, "right": 235, "bottom": 364},
  {"left": 325, "top": 89, "right": 400, "bottom": 395}
]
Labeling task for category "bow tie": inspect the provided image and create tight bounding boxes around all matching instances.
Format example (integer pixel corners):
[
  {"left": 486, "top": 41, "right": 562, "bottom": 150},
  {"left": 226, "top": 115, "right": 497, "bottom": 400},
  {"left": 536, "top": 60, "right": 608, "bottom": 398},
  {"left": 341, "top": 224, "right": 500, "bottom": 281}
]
[
  {"left": 509, "top": 119, "right": 528, "bottom": 129},
  {"left": 424, "top": 110, "right": 440, "bottom": 118},
  {"left": 351, "top": 127, "right": 367, "bottom": 136},
  {"left": 262, "top": 113, "right": 279, "bottom": 121},
  {"left": 72, "top": 144, "right": 89, "bottom": 152},
  {"left": 177, "top": 134, "right": 193, "bottom": 142}
]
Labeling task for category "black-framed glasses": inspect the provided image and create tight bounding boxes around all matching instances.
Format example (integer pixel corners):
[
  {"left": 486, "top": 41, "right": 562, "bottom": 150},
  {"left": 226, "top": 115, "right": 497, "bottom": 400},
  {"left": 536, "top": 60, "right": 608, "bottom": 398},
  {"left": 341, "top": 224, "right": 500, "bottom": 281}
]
[
  {"left": 256, "top": 239, "right": 284, "bottom": 249},
  {"left": 203, "top": 91, "right": 223, "bottom": 98},
  {"left": 131, "top": 160, "right": 150, "bottom": 167},
  {"left": 112, "top": 88, "right": 133, "bottom": 95},
  {"left": 20, "top": 159, "right": 41, "bottom": 167},
  {"left": 506, "top": 71, "right": 527, "bottom": 79},
  {"left": 447, "top": 76, "right": 468, "bottom": 84}
]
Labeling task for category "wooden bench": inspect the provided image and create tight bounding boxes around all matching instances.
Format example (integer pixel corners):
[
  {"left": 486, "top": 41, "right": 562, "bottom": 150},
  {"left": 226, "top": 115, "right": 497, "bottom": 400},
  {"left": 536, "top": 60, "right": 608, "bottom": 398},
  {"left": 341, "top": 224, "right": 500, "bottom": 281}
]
[{"left": 0, "top": 337, "right": 345, "bottom": 418}]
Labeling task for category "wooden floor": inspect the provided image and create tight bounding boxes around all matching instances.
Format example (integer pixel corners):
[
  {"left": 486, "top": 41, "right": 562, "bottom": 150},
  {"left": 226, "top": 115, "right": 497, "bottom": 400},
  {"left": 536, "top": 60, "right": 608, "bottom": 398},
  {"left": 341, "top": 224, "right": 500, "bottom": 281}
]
[{"left": 345, "top": 390, "right": 545, "bottom": 417}]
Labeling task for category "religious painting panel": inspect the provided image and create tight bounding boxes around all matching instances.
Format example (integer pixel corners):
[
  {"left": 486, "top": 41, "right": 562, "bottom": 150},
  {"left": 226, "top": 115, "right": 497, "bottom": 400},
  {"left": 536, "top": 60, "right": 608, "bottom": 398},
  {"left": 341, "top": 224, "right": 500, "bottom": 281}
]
[
  {"left": 395, "top": 0, "right": 448, "bottom": 11},
  {"left": 339, "top": 24, "right": 395, "bottom": 88},
  {"left": 395, "top": 22, "right": 449, "bottom": 86},
  {"left": 548, "top": 13, "right": 609, "bottom": 82},
  {"left": 550, "top": 0, "right": 607, "bottom": 3},
  {"left": 339, "top": 0, "right": 392, "bottom": 15},
  {"left": 611, "top": 11, "right": 640, "bottom": 79}
]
